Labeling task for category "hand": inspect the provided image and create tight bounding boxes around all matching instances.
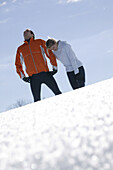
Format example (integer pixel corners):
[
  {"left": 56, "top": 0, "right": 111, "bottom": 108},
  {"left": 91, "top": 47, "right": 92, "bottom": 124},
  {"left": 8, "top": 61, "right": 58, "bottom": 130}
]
[
  {"left": 49, "top": 69, "right": 57, "bottom": 75},
  {"left": 23, "top": 77, "right": 31, "bottom": 83}
]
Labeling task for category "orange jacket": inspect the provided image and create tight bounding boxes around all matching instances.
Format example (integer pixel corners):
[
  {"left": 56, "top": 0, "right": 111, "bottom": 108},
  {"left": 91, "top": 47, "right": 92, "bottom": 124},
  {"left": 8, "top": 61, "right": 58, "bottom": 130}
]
[{"left": 15, "top": 38, "right": 57, "bottom": 78}]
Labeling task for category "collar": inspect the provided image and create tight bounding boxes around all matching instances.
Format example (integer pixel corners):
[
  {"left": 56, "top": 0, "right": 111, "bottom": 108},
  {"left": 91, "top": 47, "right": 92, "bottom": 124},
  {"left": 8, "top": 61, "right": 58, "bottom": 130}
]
[{"left": 24, "top": 37, "right": 34, "bottom": 44}]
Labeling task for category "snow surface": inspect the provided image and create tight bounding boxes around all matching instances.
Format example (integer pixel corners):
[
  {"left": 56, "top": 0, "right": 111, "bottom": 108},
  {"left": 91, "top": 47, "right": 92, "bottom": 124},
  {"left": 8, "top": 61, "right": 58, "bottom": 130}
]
[{"left": 0, "top": 78, "right": 113, "bottom": 170}]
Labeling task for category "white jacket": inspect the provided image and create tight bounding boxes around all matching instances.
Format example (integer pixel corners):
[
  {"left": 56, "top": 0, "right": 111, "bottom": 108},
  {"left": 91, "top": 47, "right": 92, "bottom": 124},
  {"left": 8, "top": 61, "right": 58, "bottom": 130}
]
[{"left": 53, "top": 41, "right": 83, "bottom": 74}]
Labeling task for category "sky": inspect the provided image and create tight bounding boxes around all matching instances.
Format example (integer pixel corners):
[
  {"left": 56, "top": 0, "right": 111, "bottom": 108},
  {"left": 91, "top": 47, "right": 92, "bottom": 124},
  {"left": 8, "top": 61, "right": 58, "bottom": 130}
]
[
  {"left": 0, "top": 76, "right": 113, "bottom": 169},
  {"left": 0, "top": 0, "right": 113, "bottom": 112}
]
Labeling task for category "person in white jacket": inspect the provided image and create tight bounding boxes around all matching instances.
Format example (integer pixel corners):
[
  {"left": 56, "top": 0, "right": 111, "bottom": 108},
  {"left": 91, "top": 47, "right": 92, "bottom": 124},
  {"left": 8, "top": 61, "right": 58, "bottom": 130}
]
[{"left": 46, "top": 39, "right": 85, "bottom": 90}]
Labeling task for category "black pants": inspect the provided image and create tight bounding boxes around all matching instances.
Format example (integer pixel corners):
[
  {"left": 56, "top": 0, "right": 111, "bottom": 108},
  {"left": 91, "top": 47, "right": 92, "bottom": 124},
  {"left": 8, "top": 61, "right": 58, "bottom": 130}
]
[
  {"left": 30, "top": 72, "right": 61, "bottom": 102},
  {"left": 67, "top": 66, "right": 85, "bottom": 90}
]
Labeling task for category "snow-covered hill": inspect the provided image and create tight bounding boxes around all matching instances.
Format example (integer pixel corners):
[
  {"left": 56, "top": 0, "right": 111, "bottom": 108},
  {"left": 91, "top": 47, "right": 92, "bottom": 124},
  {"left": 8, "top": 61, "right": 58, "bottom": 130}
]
[{"left": 0, "top": 78, "right": 113, "bottom": 170}]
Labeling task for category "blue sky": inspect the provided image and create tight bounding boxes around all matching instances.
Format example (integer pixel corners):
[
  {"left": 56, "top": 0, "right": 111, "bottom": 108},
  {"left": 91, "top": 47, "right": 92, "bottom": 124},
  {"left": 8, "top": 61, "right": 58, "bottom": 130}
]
[{"left": 0, "top": 0, "right": 113, "bottom": 112}]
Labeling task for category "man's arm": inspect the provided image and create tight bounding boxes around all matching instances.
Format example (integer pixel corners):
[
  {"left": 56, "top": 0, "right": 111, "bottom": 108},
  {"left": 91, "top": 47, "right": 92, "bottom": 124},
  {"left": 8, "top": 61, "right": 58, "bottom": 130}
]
[{"left": 15, "top": 48, "right": 26, "bottom": 79}]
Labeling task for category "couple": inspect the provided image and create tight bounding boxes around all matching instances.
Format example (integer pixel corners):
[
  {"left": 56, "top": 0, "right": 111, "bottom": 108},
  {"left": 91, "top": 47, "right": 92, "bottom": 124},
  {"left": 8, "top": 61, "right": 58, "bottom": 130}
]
[{"left": 15, "top": 29, "right": 85, "bottom": 102}]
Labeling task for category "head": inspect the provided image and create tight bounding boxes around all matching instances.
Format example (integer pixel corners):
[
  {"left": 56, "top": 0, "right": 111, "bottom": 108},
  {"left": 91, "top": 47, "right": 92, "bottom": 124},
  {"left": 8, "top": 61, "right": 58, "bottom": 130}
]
[
  {"left": 23, "top": 29, "right": 35, "bottom": 41},
  {"left": 46, "top": 39, "right": 58, "bottom": 51}
]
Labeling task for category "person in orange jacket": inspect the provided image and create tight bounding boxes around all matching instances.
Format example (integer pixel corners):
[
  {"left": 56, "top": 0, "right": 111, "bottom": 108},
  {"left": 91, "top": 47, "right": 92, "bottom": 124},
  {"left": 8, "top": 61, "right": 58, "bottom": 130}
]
[{"left": 15, "top": 29, "right": 61, "bottom": 102}]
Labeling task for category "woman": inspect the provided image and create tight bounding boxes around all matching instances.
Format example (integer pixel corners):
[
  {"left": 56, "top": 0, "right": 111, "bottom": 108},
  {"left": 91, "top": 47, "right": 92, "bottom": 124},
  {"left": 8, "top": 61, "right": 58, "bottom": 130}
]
[{"left": 46, "top": 39, "right": 85, "bottom": 90}]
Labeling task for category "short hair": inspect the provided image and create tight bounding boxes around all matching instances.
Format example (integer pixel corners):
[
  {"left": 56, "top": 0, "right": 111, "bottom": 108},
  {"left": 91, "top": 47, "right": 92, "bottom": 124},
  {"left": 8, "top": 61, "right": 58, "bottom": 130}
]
[
  {"left": 46, "top": 39, "right": 56, "bottom": 48},
  {"left": 23, "top": 29, "right": 35, "bottom": 39},
  {"left": 30, "top": 30, "right": 35, "bottom": 39}
]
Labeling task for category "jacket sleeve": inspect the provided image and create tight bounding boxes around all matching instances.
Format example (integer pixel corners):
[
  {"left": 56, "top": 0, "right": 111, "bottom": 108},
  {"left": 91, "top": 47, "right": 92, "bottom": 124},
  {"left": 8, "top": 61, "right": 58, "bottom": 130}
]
[
  {"left": 15, "top": 48, "right": 26, "bottom": 78},
  {"left": 41, "top": 40, "right": 57, "bottom": 70},
  {"left": 64, "top": 44, "right": 80, "bottom": 74}
]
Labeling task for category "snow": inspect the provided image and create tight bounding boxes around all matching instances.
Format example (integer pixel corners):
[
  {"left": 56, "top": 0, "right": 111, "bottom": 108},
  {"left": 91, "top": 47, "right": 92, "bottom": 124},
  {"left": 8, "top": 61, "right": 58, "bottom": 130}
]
[{"left": 0, "top": 78, "right": 113, "bottom": 170}]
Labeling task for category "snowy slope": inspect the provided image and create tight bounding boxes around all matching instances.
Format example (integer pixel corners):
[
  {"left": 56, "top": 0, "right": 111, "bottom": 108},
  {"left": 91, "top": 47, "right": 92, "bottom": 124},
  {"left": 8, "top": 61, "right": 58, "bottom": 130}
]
[{"left": 0, "top": 78, "right": 113, "bottom": 170}]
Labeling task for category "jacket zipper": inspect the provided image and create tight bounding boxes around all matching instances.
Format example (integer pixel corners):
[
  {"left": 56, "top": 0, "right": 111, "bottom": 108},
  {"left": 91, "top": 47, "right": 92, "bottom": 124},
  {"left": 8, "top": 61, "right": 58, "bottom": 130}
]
[{"left": 28, "top": 43, "right": 38, "bottom": 73}]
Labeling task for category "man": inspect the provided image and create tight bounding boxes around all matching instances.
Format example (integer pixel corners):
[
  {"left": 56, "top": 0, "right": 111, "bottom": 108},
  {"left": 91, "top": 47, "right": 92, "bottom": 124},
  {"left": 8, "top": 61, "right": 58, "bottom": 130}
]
[
  {"left": 15, "top": 29, "right": 61, "bottom": 102},
  {"left": 46, "top": 39, "right": 85, "bottom": 90}
]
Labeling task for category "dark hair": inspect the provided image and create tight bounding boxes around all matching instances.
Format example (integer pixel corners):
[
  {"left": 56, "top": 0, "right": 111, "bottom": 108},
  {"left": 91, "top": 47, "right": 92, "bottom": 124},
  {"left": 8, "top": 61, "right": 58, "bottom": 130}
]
[
  {"left": 46, "top": 39, "right": 56, "bottom": 48},
  {"left": 23, "top": 29, "right": 35, "bottom": 39},
  {"left": 30, "top": 30, "right": 35, "bottom": 39}
]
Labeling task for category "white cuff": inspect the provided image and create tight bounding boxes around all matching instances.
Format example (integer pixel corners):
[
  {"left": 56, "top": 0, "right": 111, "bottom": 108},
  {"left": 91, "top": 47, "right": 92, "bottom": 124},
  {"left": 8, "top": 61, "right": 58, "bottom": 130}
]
[
  {"left": 74, "top": 68, "right": 79, "bottom": 75},
  {"left": 52, "top": 66, "right": 57, "bottom": 70}
]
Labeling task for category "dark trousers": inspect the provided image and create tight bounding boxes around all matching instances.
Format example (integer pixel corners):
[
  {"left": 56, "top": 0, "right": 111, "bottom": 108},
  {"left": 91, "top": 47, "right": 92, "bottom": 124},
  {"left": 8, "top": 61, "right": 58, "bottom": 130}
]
[
  {"left": 67, "top": 66, "right": 85, "bottom": 90},
  {"left": 30, "top": 72, "right": 61, "bottom": 102}
]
